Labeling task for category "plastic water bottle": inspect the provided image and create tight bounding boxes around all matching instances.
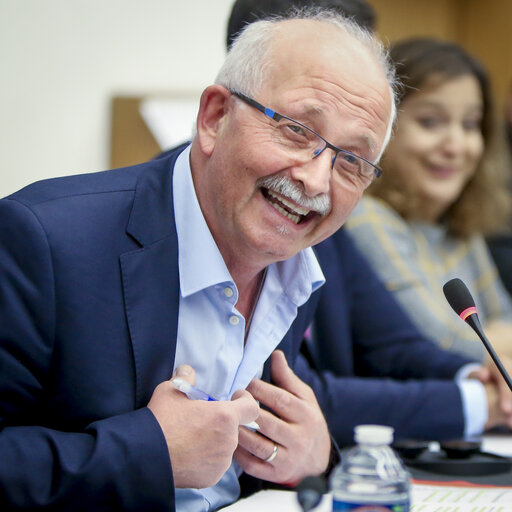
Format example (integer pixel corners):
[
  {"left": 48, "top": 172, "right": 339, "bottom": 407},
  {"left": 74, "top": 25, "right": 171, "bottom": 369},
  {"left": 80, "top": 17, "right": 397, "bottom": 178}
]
[{"left": 331, "top": 425, "right": 411, "bottom": 512}]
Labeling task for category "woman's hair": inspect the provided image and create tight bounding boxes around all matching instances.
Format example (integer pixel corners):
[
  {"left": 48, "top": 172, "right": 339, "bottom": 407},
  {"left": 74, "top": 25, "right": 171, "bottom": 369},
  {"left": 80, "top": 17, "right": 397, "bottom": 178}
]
[
  {"left": 369, "top": 37, "right": 510, "bottom": 238},
  {"left": 215, "top": 6, "right": 397, "bottom": 147}
]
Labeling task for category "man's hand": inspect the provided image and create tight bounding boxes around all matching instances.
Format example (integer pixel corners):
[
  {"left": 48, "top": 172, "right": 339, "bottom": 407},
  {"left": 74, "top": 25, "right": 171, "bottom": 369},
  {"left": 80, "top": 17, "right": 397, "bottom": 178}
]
[
  {"left": 484, "top": 383, "right": 512, "bottom": 430},
  {"left": 147, "top": 365, "right": 259, "bottom": 489},
  {"left": 469, "top": 356, "right": 512, "bottom": 430},
  {"left": 234, "top": 350, "right": 331, "bottom": 485}
]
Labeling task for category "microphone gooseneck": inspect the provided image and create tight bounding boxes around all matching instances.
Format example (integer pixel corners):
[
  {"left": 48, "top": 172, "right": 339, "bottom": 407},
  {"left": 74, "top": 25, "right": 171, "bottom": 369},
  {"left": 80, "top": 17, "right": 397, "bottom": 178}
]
[{"left": 443, "top": 278, "right": 512, "bottom": 391}]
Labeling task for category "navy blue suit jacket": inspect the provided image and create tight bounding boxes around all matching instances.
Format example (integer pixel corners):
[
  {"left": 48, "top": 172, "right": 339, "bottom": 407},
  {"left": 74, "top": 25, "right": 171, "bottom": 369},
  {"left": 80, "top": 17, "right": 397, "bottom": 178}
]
[{"left": 0, "top": 149, "right": 317, "bottom": 510}]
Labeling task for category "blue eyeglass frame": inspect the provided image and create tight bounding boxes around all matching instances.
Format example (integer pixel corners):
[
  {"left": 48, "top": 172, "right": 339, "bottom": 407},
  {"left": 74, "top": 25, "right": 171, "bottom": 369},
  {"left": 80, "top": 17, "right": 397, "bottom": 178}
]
[{"left": 230, "top": 90, "right": 382, "bottom": 179}]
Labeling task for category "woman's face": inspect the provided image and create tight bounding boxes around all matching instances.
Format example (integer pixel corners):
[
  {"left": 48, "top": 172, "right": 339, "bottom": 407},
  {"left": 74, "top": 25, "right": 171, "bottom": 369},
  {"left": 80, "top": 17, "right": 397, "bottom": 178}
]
[{"left": 382, "top": 74, "right": 484, "bottom": 222}]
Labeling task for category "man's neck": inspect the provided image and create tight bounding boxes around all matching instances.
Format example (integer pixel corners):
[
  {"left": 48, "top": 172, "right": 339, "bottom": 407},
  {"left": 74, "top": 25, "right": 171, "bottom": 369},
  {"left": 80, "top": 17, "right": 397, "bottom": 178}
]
[{"left": 233, "top": 266, "right": 267, "bottom": 322}]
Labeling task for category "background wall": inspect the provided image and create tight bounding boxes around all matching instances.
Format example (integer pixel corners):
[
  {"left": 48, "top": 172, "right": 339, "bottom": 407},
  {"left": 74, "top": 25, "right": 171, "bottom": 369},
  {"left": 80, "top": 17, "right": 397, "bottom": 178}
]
[
  {"left": 1, "top": 0, "right": 511, "bottom": 198},
  {"left": 372, "top": 0, "right": 512, "bottom": 113},
  {"left": 0, "top": 0, "right": 234, "bottom": 197}
]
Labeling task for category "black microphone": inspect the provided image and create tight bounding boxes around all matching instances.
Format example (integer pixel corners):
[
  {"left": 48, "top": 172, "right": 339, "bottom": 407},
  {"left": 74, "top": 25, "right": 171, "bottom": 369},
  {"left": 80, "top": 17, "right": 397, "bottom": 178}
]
[
  {"left": 443, "top": 278, "right": 512, "bottom": 391},
  {"left": 296, "top": 475, "right": 327, "bottom": 512}
]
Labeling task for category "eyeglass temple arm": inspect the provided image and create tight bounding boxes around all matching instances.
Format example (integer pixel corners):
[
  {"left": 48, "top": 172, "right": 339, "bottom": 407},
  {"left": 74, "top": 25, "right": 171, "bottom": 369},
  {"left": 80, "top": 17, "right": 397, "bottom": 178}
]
[{"left": 231, "top": 91, "right": 284, "bottom": 122}]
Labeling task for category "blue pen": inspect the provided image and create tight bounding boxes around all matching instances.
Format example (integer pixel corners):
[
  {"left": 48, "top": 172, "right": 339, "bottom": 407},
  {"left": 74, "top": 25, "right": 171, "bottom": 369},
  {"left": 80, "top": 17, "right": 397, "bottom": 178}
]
[{"left": 172, "top": 377, "right": 260, "bottom": 430}]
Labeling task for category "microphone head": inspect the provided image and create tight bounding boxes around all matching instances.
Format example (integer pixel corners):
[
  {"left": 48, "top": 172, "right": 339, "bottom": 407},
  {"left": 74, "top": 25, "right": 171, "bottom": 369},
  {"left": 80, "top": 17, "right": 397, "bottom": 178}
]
[
  {"left": 443, "top": 278, "right": 477, "bottom": 317},
  {"left": 444, "top": 279, "right": 512, "bottom": 391},
  {"left": 296, "top": 475, "right": 327, "bottom": 511}
]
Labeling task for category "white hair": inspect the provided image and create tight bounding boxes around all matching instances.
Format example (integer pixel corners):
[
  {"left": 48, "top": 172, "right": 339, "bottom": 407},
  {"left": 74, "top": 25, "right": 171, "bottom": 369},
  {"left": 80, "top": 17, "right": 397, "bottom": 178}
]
[{"left": 215, "top": 7, "right": 397, "bottom": 162}]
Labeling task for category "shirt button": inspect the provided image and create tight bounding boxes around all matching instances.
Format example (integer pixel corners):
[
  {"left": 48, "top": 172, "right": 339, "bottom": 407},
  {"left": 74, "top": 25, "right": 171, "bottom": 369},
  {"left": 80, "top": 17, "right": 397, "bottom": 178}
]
[
  {"left": 229, "top": 315, "right": 240, "bottom": 326},
  {"left": 223, "top": 287, "right": 234, "bottom": 298}
]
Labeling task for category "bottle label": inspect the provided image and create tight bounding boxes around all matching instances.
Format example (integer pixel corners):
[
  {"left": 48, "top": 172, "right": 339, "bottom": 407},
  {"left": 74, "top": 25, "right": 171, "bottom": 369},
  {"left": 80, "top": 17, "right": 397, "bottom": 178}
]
[{"left": 332, "top": 501, "right": 409, "bottom": 512}]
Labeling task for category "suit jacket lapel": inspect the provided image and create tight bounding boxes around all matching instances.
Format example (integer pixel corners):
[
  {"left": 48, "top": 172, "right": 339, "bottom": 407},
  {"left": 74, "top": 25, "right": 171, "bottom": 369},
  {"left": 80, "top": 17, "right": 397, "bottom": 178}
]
[{"left": 120, "top": 148, "right": 185, "bottom": 408}]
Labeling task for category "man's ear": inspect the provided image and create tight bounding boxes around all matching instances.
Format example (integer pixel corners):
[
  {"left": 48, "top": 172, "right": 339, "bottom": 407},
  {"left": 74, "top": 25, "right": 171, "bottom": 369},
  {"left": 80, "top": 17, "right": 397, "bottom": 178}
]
[{"left": 195, "top": 85, "right": 231, "bottom": 156}]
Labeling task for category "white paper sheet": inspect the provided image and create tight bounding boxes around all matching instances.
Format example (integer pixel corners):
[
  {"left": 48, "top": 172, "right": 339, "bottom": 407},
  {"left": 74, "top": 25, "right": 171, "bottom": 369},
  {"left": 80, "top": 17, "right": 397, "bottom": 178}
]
[
  {"left": 223, "top": 482, "right": 512, "bottom": 511},
  {"left": 411, "top": 484, "right": 512, "bottom": 511}
]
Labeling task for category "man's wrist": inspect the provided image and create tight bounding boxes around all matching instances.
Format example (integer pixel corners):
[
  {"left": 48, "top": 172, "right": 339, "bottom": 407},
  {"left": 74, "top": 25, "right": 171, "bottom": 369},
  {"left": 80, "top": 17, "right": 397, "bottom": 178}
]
[
  {"left": 457, "top": 379, "right": 487, "bottom": 438},
  {"left": 322, "top": 438, "right": 341, "bottom": 480}
]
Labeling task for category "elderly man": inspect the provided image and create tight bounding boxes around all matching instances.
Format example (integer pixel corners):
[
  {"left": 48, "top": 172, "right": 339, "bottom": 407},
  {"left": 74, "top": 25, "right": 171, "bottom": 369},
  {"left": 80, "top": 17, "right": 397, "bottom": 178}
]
[{"left": 0, "top": 9, "right": 394, "bottom": 512}]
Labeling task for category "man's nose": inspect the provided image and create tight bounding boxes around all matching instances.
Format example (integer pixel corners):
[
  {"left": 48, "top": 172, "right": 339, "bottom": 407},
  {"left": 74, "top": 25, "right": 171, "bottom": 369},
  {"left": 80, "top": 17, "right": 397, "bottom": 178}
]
[{"left": 290, "top": 150, "right": 332, "bottom": 197}]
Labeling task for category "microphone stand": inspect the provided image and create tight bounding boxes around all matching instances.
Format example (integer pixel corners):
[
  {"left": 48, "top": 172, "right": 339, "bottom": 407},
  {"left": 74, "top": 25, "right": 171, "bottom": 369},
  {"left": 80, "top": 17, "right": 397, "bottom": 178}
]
[{"left": 466, "top": 314, "right": 512, "bottom": 392}]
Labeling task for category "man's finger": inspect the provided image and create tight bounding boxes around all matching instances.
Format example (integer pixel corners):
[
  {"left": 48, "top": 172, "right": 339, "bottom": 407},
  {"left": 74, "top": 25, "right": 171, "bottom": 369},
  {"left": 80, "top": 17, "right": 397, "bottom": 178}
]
[
  {"left": 469, "top": 365, "right": 490, "bottom": 383},
  {"left": 486, "top": 362, "right": 512, "bottom": 413},
  {"left": 270, "top": 350, "right": 315, "bottom": 401},
  {"left": 172, "top": 364, "right": 196, "bottom": 385},
  {"left": 247, "top": 378, "right": 304, "bottom": 423},
  {"left": 231, "top": 388, "right": 260, "bottom": 427},
  {"left": 496, "top": 378, "right": 512, "bottom": 413},
  {"left": 234, "top": 446, "right": 281, "bottom": 482},
  {"left": 240, "top": 406, "right": 288, "bottom": 446},
  {"left": 237, "top": 424, "right": 281, "bottom": 462}
]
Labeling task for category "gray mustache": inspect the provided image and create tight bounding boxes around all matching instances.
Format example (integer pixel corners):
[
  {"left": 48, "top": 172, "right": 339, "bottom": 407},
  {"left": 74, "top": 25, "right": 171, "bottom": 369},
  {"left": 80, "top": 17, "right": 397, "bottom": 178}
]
[{"left": 257, "top": 175, "right": 331, "bottom": 216}]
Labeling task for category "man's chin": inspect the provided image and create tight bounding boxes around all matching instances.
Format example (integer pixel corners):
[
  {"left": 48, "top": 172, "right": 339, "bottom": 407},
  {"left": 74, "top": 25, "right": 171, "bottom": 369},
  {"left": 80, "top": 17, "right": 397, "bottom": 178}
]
[{"left": 255, "top": 238, "right": 303, "bottom": 263}]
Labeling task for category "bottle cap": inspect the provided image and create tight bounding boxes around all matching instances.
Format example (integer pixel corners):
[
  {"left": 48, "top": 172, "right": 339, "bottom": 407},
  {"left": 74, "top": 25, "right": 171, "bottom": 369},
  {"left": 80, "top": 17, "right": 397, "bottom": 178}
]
[{"left": 354, "top": 424, "right": 394, "bottom": 445}]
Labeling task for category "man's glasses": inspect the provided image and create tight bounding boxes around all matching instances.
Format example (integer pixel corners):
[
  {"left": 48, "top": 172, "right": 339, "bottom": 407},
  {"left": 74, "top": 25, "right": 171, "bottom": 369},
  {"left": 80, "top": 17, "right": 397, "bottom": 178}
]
[{"left": 231, "top": 91, "right": 382, "bottom": 183}]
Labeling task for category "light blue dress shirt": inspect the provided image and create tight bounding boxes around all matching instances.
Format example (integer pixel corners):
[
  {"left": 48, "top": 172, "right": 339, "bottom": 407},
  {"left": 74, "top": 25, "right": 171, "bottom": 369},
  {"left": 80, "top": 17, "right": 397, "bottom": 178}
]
[
  {"left": 456, "top": 365, "right": 487, "bottom": 438},
  {"left": 172, "top": 145, "right": 325, "bottom": 511}
]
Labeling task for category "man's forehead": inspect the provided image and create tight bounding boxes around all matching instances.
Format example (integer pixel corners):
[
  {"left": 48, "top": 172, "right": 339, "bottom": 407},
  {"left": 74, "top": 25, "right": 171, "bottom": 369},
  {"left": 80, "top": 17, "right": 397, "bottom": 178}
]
[{"left": 269, "top": 20, "right": 385, "bottom": 98}]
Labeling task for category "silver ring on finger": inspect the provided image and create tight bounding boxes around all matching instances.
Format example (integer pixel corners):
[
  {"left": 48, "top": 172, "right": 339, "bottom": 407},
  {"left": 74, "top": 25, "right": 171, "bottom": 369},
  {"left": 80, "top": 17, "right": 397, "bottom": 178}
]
[{"left": 264, "top": 443, "right": 278, "bottom": 463}]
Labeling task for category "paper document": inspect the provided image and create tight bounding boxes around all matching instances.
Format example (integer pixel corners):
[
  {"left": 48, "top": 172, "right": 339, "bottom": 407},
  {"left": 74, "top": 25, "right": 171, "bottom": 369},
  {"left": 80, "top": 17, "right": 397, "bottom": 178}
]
[
  {"left": 223, "top": 484, "right": 512, "bottom": 511},
  {"left": 411, "top": 484, "right": 512, "bottom": 511}
]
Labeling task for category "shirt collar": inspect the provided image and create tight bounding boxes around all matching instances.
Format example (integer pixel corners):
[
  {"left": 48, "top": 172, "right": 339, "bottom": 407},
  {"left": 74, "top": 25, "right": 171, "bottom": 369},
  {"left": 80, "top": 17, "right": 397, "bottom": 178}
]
[
  {"left": 271, "top": 246, "right": 325, "bottom": 307},
  {"left": 173, "top": 145, "right": 232, "bottom": 297}
]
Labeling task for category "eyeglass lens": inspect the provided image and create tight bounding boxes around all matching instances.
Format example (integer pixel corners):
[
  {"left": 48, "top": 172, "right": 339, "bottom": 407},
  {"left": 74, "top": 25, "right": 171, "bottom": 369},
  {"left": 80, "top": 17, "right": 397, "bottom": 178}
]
[{"left": 271, "top": 117, "right": 376, "bottom": 182}]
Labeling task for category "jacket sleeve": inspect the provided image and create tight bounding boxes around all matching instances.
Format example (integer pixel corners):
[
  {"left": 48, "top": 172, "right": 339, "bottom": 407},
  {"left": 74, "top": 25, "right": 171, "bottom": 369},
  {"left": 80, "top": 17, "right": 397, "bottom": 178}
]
[
  {"left": 304, "top": 229, "right": 471, "bottom": 444},
  {"left": 0, "top": 198, "right": 174, "bottom": 511},
  {"left": 314, "top": 229, "right": 474, "bottom": 380},
  {"left": 294, "top": 353, "right": 465, "bottom": 445}
]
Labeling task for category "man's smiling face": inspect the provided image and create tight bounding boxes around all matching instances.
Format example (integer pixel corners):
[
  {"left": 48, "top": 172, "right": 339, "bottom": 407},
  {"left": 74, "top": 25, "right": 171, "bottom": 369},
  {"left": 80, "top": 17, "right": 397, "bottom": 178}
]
[{"left": 192, "top": 19, "right": 392, "bottom": 270}]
